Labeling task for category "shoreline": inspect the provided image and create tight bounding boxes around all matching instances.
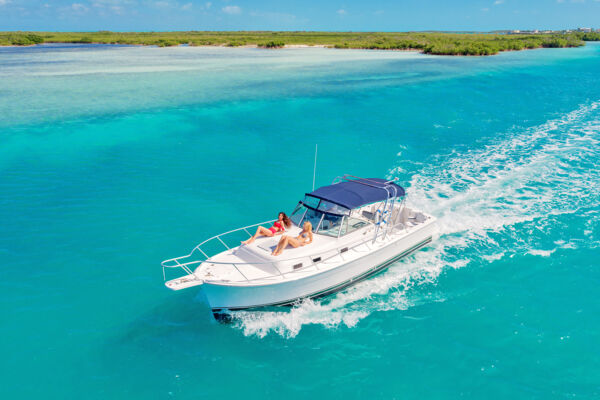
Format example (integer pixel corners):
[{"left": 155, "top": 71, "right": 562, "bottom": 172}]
[
  {"left": 2, "top": 31, "right": 598, "bottom": 55},
  {"left": 0, "top": 41, "right": 580, "bottom": 57}
]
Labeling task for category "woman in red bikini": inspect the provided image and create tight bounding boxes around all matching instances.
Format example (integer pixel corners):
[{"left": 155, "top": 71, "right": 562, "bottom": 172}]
[{"left": 242, "top": 212, "right": 292, "bottom": 245}]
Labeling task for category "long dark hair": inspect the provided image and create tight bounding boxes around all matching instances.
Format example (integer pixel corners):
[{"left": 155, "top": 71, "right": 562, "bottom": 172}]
[{"left": 279, "top": 212, "right": 292, "bottom": 228}]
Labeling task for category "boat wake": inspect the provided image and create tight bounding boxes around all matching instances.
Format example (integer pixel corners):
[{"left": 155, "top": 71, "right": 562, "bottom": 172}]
[{"left": 231, "top": 100, "right": 600, "bottom": 338}]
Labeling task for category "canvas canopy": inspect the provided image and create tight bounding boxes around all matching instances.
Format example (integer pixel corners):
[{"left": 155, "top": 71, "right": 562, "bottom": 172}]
[{"left": 305, "top": 178, "right": 404, "bottom": 211}]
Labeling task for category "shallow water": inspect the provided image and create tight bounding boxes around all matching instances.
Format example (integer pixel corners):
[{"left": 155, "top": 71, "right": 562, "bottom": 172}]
[{"left": 1, "top": 43, "right": 599, "bottom": 399}]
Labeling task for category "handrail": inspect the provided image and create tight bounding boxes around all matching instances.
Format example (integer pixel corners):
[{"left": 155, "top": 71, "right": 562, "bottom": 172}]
[
  {"left": 176, "top": 217, "right": 410, "bottom": 269},
  {"left": 161, "top": 218, "right": 276, "bottom": 267},
  {"left": 161, "top": 214, "right": 417, "bottom": 284},
  {"left": 215, "top": 222, "right": 407, "bottom": 282},
  {"left": 334, "top": 174, "right": 400, "bottom": 190}
]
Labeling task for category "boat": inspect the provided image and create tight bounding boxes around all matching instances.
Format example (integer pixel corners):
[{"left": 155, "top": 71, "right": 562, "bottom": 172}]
[{"left": 161, "top": 175, "right": 437, "bottom": 317}]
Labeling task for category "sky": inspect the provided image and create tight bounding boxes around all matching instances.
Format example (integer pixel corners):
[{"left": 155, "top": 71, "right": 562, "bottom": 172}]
[{"left": 0, "top": 0, "right": 599, "bottom": 32}]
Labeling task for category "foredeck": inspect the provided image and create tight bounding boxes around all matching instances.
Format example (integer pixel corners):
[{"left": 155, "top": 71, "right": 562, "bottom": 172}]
[{"left": 201, "top": 225, "right": 350, "bottom": 283}]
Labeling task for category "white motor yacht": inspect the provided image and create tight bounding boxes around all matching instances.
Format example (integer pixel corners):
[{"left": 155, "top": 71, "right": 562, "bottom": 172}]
[{"left": 162, "top": 175, "right": 437, "bottom": 317}]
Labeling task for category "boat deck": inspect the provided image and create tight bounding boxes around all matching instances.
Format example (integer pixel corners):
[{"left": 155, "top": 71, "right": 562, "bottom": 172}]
[{"left": 196, "top": 210, "right": 431, "bottom": 286}]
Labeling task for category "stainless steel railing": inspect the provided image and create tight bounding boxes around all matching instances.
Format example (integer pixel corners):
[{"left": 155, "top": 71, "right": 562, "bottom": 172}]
[{"left": 161, "top": 217, "right": 417, "bottom": 285}]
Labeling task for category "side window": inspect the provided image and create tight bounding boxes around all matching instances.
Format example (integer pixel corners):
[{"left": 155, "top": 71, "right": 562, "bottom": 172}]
[{"left": 339, "top": 217, "right": 369, "bottom": 236}]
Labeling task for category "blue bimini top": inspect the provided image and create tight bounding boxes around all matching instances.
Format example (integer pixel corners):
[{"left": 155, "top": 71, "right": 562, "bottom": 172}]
[{"left": 306, "top": 177, "right": 405, "bottom": 211}]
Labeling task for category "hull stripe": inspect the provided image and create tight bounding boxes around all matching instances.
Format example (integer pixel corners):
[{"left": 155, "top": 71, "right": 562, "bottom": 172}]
[{"left": 213, "top": 236, "right": 432, "bottom": 312}]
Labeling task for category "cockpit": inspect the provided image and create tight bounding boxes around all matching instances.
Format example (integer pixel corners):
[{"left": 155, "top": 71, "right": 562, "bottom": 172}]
[{"left": 290, "top": 195, "right": 371, "bottom": 238}]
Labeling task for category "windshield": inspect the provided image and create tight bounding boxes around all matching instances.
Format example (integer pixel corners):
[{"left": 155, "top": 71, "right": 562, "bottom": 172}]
[
  {"left": 303, "top": 207, "right": 324, "bottom": 231},
  {"left": 318, "top": 213, "right": 344, "bottom": 237},
  {"left": 291, "top": 202, "right": 371, "bottom": 236},
  {"left": 301, "top": 195, "right": 349, "bottom": 216},
  {"left": 317, "top": 200, "right": 350, "bottom": 215},
  {"left": 301, "top": 195, "right": 320, "bottom": 209},
  {"left": 290, "top": 204, "right": 322, "bottom": 230},
  {"left": 290, "top": 203, "right": 307, "bottom": 227}
]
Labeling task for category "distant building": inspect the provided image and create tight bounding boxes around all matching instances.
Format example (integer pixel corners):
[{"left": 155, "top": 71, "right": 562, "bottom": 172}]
[
  {"left": 509, "top": 29, "right": 541, "bottom": 35},
  {"left": 578, "top": 27, "right": 592, "bottom": 33}
]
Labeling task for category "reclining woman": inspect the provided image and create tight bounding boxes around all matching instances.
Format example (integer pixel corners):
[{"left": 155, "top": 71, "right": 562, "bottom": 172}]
[
  {"left": 242, "top": 212, "right": 291, "bottom": 245},
  {"left": 271, "top": 221, "right": 313, "bottom": 256}
]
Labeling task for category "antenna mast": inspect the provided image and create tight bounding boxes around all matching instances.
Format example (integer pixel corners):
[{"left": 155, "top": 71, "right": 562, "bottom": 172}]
[{"left": 312, "top": 144, "right": 318, "bottom": 191}]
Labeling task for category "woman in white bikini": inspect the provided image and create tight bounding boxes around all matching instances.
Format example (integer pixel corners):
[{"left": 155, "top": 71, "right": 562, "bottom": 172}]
[{"left": 271, "top": 221, "right": 313, "bottom": 256}]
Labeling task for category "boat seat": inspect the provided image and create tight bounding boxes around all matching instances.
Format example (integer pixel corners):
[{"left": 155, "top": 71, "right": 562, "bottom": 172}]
[
  {"left": 362, "top": 210, "right": 375, "bottom": 221},
  {"left": 252, "top": 226, "right": 303, "bottom": 254},
  {"left": 391, "top": 207, "right": 400, "bottom": 226},
  {"left": 399, "top": 206, "right": 410, "bottom": 225},
  {"left": 257, "top": 238, "right": 279, "bottom": 253}
]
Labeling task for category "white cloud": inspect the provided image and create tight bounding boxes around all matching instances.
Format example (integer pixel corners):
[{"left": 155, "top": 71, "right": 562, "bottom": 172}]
[
  {"left": 222, "top": 5, "right": 241, "bottom": 14},
  {"left": 481, "top": 7, "right": 490, "bottom": 11},
  {"left": 93, "top": 0, "right": 135, "bottom": 5},
  {"left": 94, "top": 0, "right": 127, "bottom": 3},
  {"left": 494, "top": 0, "right": 504, "bottom": 4},
  {"left": 71, "top": 3, "right": 89, "bottom": 12},
  {"left": 181, "top": 2, "right": 192, "bottom": 10},
  {"left": 0, "top": 0, "right": 10, "bottom": 6},
  {"left": 337, "top": 9, "right": 346, "bottom": 15},
  {"left": 154, "top": 1, "right": 170, "bottom": 7},
  {"left": 205, "top": 1, "right": 211, "bottom": 9},
  {"left": 91, "top": 0, "right": 133, "bottom": 14}
]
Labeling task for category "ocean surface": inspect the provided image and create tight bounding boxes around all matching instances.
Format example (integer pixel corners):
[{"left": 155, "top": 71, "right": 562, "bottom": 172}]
[{"left": 1, "top": 43, "right": 599, "bottom": 399}]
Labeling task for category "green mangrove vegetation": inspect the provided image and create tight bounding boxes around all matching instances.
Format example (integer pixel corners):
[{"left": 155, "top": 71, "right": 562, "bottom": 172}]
[
  {"left": 1, "top": 31, "right": 599, "bottom": 56},
  {"left": 0, "top": 32, "right": 44, "bottom": 46},
  {"left": 258, "top": 40, "right": 286, "bottom": 48}
]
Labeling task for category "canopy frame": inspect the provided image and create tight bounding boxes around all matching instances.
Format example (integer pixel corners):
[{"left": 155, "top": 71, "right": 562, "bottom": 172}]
[{"left": 305, "top": 175, "right": 404, "bottom": 211}]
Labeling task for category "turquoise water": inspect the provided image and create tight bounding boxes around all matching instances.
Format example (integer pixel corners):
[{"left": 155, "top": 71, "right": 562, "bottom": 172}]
[{"left": 1, "top": 43, "right": 599, "bottom": 399}]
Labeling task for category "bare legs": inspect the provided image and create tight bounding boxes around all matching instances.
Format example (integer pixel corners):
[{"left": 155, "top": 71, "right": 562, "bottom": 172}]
[
  {"left": 242, "top": 226, "right": 274, "bottom": 245},
  {"left": 272, "top": 235, "right": 303, "bottom": 256}
]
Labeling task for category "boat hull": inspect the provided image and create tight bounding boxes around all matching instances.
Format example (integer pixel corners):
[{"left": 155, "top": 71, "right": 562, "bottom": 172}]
[{"left": 200, "top": 221, "right": 436, "bottom": 312}]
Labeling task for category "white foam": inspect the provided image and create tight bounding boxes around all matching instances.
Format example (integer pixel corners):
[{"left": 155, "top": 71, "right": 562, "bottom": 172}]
[
  {"left": 482, "top": 252, "right": 505, "bottom": 262},
  {"left": 233, "top": 100, "right": 600, "bottom": 338},
  {"left": 527, "top": 249, "right": 556, "bottom": 257}
]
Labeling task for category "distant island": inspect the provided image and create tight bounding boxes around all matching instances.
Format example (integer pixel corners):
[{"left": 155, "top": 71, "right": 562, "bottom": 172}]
[{"left": 2, "top": 31, "right": 600, "bottom": 56}]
